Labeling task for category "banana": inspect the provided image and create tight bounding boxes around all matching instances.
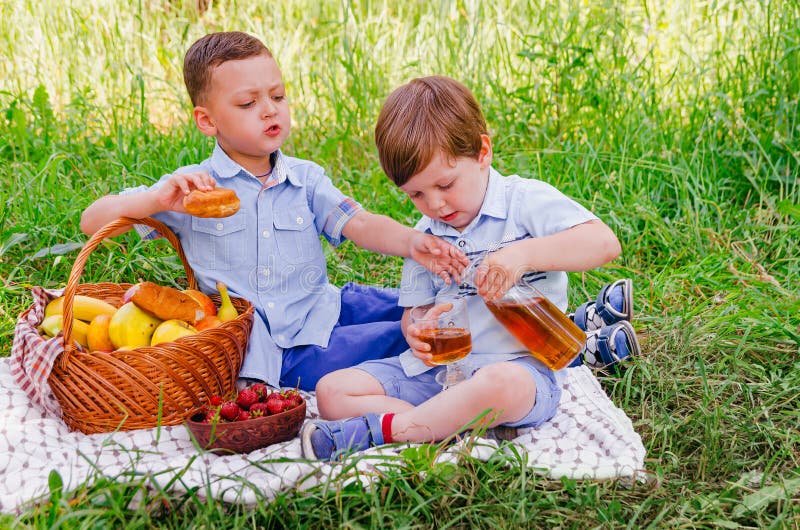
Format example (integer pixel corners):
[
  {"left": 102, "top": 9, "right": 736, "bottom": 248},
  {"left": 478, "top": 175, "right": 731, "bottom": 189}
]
[
  {"left": 45, "top": 295, "right": 117, "bottom": 322},
  {"left": 38, "top": 314, "right": 90, "bottom": 348}
]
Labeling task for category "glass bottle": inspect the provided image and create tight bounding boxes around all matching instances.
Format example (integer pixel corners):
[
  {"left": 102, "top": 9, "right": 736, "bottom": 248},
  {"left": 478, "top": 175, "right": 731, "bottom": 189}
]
[{"left": 484, "top": 281, "right": 586, "bottom": 370}]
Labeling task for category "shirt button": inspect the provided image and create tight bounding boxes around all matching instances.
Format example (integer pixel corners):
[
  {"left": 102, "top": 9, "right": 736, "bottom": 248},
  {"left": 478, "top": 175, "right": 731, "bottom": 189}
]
[
  {"left": 457, "top": 240, "right": 466, "bottom": 247},
  {"left": 277, "top": 334, "right": 286, "bottom": 342},
  {"left": 216, "top": 223, "right": 224, "bottom": 231},
  {"left": 262, "top": 268, "right": 270, "bottom": 277},
  {"left": 296, "top": 216, "right": 304, "bottom": 225},
  {"left": 262, "top": 229, "right": 271, "bottom": 238},
  {"left": 267, "top": 302, "right": 275, "bottom": 309}
]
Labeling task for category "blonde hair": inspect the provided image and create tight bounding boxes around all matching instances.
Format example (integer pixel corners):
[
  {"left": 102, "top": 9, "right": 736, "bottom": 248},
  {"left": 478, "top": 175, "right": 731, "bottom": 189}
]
[{"left": 375, "top": 76, "right": 487, "bottom": 186}]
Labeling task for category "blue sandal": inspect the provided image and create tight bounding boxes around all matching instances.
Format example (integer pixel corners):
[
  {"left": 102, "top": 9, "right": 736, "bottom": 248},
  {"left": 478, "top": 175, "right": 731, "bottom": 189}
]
[
  {"left": 573, "top": 278, "right": 633, "bottom": 331},
  {"left": 300, "top": 413, "right": 384, "bottom": 461},
  {"left": 580, "top": 320, "right": 640, "bottom": 370}
]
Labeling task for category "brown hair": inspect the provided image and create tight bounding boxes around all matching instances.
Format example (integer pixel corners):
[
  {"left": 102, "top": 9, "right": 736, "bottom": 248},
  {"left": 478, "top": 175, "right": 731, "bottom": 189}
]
[
  {"left": 374, "top": 76, "right": 487, "bottom": 186},
  {"left": 183, "top": 31, "right": 272, "bottom": 106}
]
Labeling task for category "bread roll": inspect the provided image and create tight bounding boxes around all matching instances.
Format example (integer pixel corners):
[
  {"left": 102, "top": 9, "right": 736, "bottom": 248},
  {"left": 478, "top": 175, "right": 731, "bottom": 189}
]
[
  {"left": 183, "top": 187, "right": 240, "bottom": 218},
  {"left": 129, "top": 282, "right": 206, "bottom": 324}
]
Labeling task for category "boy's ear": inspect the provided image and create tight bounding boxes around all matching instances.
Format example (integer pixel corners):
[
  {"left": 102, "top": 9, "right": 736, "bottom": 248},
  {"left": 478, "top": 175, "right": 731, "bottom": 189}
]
[
  {"left": 193, "top": 106, "right": 217, "bottom": 137},
  {"left": 478, "top": 134, "right": 493, "bottom": 169}
]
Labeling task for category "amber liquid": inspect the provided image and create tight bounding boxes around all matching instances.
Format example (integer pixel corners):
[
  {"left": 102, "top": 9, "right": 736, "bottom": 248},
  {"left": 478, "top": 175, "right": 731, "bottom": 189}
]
[
  {"left": 417, "top": 328, "right": 472, "bottom": 365},
  {"left": 485, "top": 296, "right": 586, "bottom": 370}
]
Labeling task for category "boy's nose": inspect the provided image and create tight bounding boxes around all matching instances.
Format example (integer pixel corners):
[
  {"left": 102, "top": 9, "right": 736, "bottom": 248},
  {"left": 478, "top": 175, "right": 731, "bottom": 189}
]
[
  {"left": 262, "top": 99, "right": 277, "bottom": 117},
  {"left": 427, "top": 194, "right": 446, "bottom": 211}
]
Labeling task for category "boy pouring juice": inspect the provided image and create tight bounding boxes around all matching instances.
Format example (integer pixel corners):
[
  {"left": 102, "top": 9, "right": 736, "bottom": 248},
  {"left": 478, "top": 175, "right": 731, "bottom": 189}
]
[{"left": 302, "top": 76, "right": 640, "bottom": 460}]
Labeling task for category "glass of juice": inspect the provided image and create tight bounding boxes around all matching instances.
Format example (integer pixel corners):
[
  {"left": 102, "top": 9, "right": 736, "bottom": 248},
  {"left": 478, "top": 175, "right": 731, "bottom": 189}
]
[{"left": 410, "top": 297, "right": 472, "bottom": 389}]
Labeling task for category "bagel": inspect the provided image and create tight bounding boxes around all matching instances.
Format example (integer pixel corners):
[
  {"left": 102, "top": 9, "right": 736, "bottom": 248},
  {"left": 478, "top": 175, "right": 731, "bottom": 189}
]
[{"left": 183, "top": 187, "right": 240, "bottom": 218}]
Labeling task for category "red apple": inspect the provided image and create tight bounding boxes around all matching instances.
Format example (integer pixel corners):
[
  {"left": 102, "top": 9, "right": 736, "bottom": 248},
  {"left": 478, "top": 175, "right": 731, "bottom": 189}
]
[{"left": 195, "top": 315, "right": 222, "bottom": 331}]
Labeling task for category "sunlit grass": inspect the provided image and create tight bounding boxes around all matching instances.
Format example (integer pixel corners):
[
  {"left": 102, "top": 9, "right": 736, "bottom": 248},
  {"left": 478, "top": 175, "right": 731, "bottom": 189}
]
[{"left": 1, "top": 0, "right": 799, "bottom": 527}]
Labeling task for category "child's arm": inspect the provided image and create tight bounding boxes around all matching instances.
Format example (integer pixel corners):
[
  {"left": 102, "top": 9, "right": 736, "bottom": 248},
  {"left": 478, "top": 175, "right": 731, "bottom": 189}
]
[
  {"left": 473, "top": 219, "right": 621, "bottom": 300},
  {"left": 342, "top": 210, "right": 468, "bottom": 283},
  {"left": 80, "top": 171, "right": 216, "bottom": 237}
]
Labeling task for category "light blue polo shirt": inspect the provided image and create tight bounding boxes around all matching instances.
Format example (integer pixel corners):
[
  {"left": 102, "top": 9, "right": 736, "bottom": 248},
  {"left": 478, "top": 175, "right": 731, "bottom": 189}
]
[
  {"left": 124, "top": 144, "right": 362, "bottom": 386},
  {"left": 397, "top": 168, "right": 598, "bottom": 378}
]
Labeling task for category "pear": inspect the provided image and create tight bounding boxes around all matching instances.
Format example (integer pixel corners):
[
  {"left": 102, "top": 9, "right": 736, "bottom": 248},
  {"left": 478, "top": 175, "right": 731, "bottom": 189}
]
[
  {"left": 216, "top": 281, "right": 238, "bottom": 322},
  {"left": 108, "top": 302, "right": 162, "bottom": 349}
]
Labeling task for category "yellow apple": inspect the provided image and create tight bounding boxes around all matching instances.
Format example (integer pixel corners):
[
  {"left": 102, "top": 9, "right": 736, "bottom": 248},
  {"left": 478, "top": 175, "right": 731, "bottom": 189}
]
[{"left": 150, "top": 319, "right": 198, "bottom": 346}]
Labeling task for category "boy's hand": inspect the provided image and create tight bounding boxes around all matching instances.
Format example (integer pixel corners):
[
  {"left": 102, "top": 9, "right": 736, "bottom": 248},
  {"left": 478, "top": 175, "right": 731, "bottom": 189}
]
[
  {"left": 473, "top": 245, "right": 528, "bottom": 300},
  {"left": 410, "top": 233, "right": 469, "bottom": 284},
  {"left": 405, "top": 302, "right": 454, "bottom": 366},
  {"left": 155, "top": 171, "right": 217, "bottom": 213}
]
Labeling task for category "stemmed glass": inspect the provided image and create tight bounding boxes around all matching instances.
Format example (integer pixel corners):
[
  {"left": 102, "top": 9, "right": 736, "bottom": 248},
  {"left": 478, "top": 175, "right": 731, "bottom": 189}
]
[{"left": 410, "top": 297, "right": 472, "bottom": 390}]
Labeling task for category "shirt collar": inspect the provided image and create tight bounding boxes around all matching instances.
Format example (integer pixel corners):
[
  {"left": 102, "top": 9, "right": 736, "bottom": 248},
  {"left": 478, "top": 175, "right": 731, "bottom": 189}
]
[
  {"left": 207, "top": 143, "right": 299, "bottom": 186},
  {"left": 418, "top": 167, "right": 508, "bottom": 236}
]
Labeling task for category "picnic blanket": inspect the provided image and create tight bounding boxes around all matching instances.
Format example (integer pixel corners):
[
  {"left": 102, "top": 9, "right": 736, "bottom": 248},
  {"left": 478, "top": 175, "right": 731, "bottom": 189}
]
[{"left": 0, "top": 355, "right": 646, "bottom": 514}]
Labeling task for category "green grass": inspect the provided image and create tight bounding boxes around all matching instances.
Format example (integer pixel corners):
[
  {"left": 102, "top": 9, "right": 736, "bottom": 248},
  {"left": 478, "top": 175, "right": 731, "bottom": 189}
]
[{"left": 2, "top": 0, "right": 799, "bottom": 527}]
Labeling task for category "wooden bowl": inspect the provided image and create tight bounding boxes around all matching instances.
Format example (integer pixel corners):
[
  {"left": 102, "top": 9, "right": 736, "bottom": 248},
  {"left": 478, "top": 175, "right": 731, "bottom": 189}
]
[{"left": 185, "top": 400, "right": 306, "bottom": 454}]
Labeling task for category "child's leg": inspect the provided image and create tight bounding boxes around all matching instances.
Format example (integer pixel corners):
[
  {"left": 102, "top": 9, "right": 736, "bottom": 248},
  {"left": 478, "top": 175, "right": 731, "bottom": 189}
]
[
  {"left": 337, "top": 283, "right": 404, "bottom": 326},
  {"left": 315, "top": 367, "right": 415, "bottom": 419},
  {"left": 389, "top": 363, "right": 536, "bottom": 442},
  {"left": 280, "top": 320, "right": 408, "bottom": 390},
  {"left": 302, "top": 359, "right": 558, "bottom": 460}
]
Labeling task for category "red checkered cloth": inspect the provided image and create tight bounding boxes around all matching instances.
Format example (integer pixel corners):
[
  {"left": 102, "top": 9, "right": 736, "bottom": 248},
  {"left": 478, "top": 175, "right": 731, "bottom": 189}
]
[{"left": 10, "top": 287, "right": 65, "bottom": 419}]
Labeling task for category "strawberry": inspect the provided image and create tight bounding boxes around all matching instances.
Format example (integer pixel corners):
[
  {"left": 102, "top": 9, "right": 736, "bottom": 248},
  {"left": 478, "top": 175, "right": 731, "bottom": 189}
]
[
  {"left": 249, "top": 402, "right": 270, "bottom": 416},
  {"left": 282, "top": 390, "right": 303, "bottom": 409},
  {"left": 209, "top": 395, "right": 223, "bottom": 407},
  {"left": 235, "top": 388, "right": 259, "bottom": 410},
  {"left": 265, "top": 391, "right": 282, "bottom": 403},
  {"left": 237, "top": 410, "right": 251, "bottom": 421},
  {"left": 219, "top": 401, "right": 240, "bottom": 421},
  {"left": 203, "top": 410, "right": 218, "bottom": 424},
  {"left": 266, "top": 396, "right": 287, "bottom": 415},
  {"left": 250, "top": 383, "right": 268, "bottom": 401}
]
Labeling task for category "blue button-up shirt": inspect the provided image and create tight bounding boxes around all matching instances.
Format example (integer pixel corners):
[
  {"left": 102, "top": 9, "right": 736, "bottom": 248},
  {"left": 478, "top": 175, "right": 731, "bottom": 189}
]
[
  {"left": 124, "top": 144, "right": 362, "bottom": 386},
  {"left": 397, "top": 168, "right": 598, "bottom": 377}
]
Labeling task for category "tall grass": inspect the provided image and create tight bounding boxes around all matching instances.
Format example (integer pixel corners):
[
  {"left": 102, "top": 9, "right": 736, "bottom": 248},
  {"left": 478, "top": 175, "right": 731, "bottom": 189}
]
[{"left": 1, "top": 0, "right": 799, "bottom": 527}]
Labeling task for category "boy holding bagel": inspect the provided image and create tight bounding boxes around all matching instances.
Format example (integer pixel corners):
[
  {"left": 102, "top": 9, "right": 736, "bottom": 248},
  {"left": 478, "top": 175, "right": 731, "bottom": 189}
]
[{"left": 80, "top": 32, "right": 467, "bottom": 391}]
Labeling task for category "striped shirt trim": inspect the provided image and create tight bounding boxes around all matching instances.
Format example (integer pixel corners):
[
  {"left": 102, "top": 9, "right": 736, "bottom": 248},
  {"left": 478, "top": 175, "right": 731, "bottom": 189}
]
[{"left": 324, "top": 197, "right": 362, "bottom": 246}]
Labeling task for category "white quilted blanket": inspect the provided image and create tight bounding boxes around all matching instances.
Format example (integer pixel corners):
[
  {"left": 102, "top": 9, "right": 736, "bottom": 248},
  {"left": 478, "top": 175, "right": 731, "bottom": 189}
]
[{"left": 0, "top": 358, "right": 646, "bottom": 514}]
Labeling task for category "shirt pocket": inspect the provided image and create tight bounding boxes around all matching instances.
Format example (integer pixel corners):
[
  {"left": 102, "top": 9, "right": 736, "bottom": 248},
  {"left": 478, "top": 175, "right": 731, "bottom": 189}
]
[
  {"left": 273, "top": 205, "right": 318, "bottom": 264},
  {"left": 189, "top": 212, "right": 248, "bottom": 270}
]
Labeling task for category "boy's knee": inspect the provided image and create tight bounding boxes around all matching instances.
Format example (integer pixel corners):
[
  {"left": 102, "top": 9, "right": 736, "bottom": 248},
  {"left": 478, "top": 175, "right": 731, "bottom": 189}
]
[
  {"left": 315, "top": 371, "right": 343, "bottom": 402},
  {"left": 472, "top": 363, "right": 535, "bottom": 402},
  {"left": 315, "top": 369, "right": 357, "bottom": 418}
]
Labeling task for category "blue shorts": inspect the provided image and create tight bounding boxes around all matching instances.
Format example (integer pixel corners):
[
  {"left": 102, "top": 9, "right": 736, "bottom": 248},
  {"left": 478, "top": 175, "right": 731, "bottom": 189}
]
[
  {"left": 355, "top": 355, "right": 561, "bottom": 428},
  {"left": 280, "top": 283, "right": 409, "bottom": 390}
]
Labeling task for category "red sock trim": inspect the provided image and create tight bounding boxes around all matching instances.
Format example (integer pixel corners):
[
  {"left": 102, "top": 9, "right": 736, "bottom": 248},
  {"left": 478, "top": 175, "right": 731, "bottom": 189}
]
[{"left": 381, "top": 413, "right": 395, "bottom": 444}]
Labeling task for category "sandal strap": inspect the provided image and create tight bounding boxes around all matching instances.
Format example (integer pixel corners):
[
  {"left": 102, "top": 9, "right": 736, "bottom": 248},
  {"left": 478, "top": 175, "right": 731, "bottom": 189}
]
[
  {"left": 596, "top": 320, "right": 640, "bottom": 367},
  {"left": 573, "top": 301, "right": 591, "bottom": 330},
  {"left": 314, "top": 413, "right": 385, "bottom": 460},
  {"left": 364, "top": 413, "right": 385, "bottom": 445},
  {"left": 595, "top": 327, "right": 615, "bottom": 367},
  {"left": 595, "top": 279, "right": 632, "bottom": 323}
]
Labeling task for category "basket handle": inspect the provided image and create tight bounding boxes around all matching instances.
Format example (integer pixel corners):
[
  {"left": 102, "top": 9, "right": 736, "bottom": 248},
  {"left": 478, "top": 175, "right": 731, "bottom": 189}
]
[{"left": 61, "top": 217, "right": 198, "bottom": 358}]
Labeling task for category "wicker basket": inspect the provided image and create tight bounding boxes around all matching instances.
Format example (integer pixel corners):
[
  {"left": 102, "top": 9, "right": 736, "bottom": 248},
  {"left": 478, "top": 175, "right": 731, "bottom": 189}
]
[{"left": 47, "top": 216, "right": 254, "bottom": 434}]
